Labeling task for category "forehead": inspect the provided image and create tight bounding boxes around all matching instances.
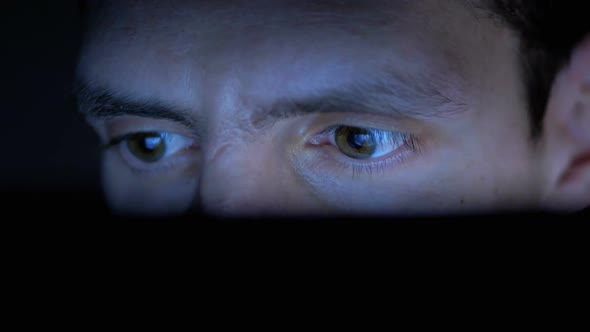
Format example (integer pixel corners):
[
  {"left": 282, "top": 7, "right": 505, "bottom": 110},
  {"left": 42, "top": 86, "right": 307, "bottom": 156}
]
[{"left": 78, "top": 0, "right": 497, "bottom": 109}]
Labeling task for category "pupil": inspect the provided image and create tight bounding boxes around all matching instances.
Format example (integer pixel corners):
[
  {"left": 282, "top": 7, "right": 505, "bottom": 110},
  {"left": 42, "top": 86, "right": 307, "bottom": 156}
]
[
  {"left": 334, "top": 126, "right": 378, "bottom": 159},
  {"left": 127, "top": 132, "right": 166, "bottom": 162},
  {"left": 347, "top": 129, "right": 374, "bottom": 150}
]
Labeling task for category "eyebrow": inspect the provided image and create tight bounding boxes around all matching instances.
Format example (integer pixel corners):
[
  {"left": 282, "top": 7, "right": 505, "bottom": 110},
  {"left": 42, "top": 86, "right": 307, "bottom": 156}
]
[
  {"left": 75, "top": 67, "right": 466, "bottom": 131},
  {"left": 74, "top": 81, "right": 197, "bottom": 129},
  {"left": 250, "top": 69, "right": 467, "bottom": 128}
]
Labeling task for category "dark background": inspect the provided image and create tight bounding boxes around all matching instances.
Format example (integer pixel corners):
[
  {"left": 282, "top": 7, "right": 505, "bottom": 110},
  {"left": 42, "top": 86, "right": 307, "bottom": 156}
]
[
  {"left": 3, "top": 1, "right": 99, "bottom": 187},
  {"left": 2, "top": 1, "right": 105, "bottom": 211}
]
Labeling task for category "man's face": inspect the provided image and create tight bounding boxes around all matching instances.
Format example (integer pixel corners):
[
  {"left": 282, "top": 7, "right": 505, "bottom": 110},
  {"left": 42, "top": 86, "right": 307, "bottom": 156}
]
[{"left": 77, "top": 0, "right": 546, "bottom": 216}]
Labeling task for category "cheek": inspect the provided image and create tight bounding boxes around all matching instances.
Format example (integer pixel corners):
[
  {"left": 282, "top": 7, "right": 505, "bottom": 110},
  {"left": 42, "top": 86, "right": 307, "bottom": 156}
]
[
  {"left": 441, "top": 125, "right": 542, "bottom": 210},
  {"left": 101, "top": 151, "right": 199, "bottom": 216}
]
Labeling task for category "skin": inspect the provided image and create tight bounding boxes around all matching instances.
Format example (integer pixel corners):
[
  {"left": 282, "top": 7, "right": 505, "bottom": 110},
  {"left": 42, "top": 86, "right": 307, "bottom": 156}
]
[{"left": 76, "top": 0, "right": 590, "bottom": 217}]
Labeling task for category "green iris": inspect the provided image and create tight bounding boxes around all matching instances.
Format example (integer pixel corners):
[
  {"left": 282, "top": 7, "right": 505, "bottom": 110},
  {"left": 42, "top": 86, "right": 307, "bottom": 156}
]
[
  {"left": 335, "top": 126, "right": 377, "bottom": 159},
  {"left": 126, "top": 132, "right": 167, "bottom": 163}
]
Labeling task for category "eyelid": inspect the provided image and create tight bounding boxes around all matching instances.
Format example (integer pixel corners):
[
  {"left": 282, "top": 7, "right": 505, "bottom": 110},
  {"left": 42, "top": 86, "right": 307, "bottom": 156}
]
[
  {"left": 304, "top": 124, "right": 420, "bottom": 177},
  {"left": 106, "top": 131, "right": 199, "bottom": 174},
  {"left": 103, "top": 134, "right": 128, "bottom": 149},
  {"left": 309, "top": 125, "right": 411, "bottom": 148},
  {"left": 99, "top": 115, "right": 201, "bottom": 147},
  {"left": 104, "top": 131, "right": 194, "bottom": 147}
]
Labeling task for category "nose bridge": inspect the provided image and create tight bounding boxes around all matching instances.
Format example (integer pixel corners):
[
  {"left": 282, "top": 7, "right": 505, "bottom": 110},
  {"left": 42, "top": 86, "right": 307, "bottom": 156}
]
[
  {"left": 195, "top": 76, "right": 308, "bottom": 216},
  {"left": 198, "top": 137, "right": 278, "bottom": 216},
  {"left": 195, "top": 73, "right": 267, "bottom": 214}
]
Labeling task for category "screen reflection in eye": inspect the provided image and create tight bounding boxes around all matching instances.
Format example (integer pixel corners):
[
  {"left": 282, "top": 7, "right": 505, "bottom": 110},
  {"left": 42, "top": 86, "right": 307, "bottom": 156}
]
[
  {"left": 321, "top": 125, "right": 413, "bottom": 160},
  {"left": 105, "top": 132, "right": 197, "bottom": 171},
  {"left": 103, "top": 124, "right": 416, "bottom": 177},
  {"left": 304, "top": 125, "right": 419, "bottom": 177}
]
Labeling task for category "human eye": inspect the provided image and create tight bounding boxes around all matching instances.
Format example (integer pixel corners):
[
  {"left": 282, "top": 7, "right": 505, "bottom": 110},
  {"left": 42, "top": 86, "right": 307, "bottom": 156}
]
[
  {"left": 307, "top": 124, "right": 419, "bottom": 176},
  {"left": 105, "top": 131, "right": 198, "bottom": 173}
]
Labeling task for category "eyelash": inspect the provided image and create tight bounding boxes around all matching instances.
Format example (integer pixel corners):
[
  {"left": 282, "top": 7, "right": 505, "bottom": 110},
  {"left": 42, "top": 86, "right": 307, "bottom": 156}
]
[
  {"left": 311, "top": 125, "right": 420, "bottom": 177},
  {"left": 104, "top": 132, "right": 197, "bottom": 174},
  {"left": 103, "top": 125, "right": 417, "bottom": 178}
]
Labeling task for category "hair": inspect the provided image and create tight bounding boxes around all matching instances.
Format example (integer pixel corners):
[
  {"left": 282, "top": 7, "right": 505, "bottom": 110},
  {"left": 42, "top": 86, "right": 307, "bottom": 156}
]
[{"left": 487, "top": 0, "right": 590, "bottom": 138}]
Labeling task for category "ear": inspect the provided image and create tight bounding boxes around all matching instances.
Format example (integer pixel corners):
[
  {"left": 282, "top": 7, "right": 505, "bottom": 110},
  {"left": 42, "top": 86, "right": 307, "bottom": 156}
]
[{"left": 541, "top": 35, "right": 590, "bottom": 212}]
